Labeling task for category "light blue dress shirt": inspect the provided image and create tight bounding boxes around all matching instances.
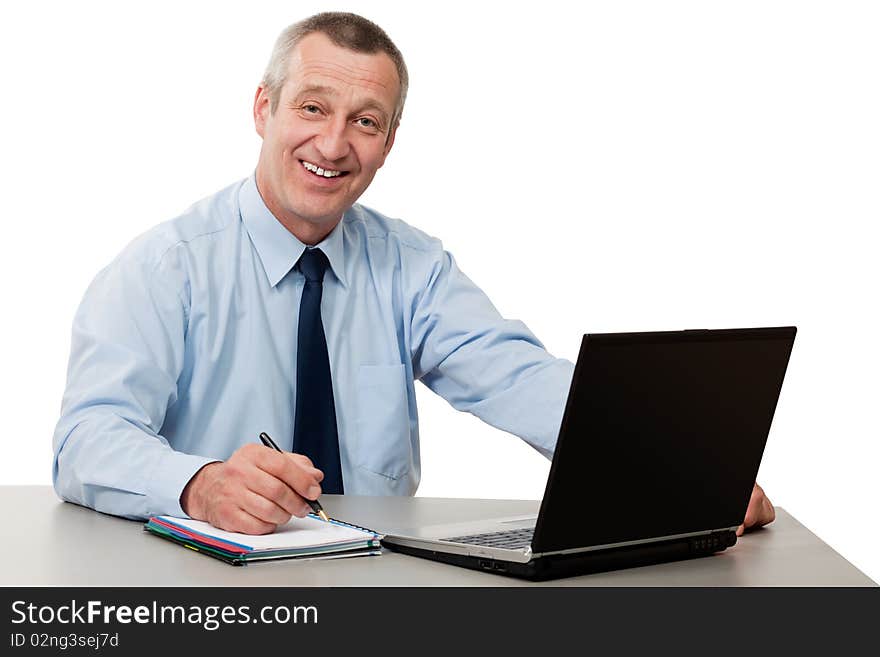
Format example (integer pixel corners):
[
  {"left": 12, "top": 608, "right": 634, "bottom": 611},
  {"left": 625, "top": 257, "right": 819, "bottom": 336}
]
[{"left": 53, "top": 176, "right": 575, "bottom": 520}]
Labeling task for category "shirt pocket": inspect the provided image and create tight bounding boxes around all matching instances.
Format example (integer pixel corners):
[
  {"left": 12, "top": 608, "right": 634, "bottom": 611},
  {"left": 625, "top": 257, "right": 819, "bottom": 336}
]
[{"left": 354, "top": 364, "right": 411, "bottom": 480}]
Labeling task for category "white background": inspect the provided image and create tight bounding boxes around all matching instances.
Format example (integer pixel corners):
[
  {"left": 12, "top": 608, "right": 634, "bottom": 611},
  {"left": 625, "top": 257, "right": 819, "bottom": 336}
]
[{"left": 1, "top": 1, "right": 877, "bottom": 582}]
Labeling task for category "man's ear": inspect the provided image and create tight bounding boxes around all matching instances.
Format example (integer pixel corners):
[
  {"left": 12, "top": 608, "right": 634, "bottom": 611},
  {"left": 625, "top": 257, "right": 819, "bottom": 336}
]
[{"left": 253, "top": 86, "right": 270, "bottom": 139}]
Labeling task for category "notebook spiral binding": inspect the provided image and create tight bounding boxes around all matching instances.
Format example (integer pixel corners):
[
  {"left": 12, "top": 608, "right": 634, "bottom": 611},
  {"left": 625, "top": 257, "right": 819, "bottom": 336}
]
[{"left": 318, "top": 515, "right": 383, "bottom": 538}]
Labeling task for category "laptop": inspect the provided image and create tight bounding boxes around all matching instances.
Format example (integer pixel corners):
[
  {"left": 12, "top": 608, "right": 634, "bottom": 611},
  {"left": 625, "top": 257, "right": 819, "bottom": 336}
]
[{"left": 381, "top": 327, "right": 797, "bottom": 580}]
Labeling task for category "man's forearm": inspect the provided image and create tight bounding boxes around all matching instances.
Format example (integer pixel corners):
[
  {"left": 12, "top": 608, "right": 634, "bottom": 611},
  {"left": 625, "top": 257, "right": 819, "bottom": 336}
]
[{"left": 53, "top": 413, "right": 217, "bottom": 520}]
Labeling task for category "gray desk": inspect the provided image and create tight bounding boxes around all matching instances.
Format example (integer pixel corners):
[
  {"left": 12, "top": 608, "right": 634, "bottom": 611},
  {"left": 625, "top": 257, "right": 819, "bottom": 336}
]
[{"left": 0, "top": 486, "right": 874, "bottom": 586}]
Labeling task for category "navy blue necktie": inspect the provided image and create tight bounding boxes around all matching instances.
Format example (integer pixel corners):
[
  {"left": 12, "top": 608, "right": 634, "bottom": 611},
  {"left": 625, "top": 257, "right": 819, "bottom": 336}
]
[{"left": 293, "top": 248, "right": 344, "bottom": 494}]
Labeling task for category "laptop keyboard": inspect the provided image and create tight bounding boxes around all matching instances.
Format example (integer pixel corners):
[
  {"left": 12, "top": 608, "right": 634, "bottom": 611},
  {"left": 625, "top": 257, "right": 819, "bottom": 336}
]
[{"left": 443, "top": 527, "right": 535, "bottom": 550}]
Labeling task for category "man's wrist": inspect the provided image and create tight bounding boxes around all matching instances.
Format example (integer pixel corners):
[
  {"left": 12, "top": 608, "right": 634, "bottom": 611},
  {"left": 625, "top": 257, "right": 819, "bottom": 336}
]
[{"left": 180, "top": 462, "right": 221, "bottom": 519}]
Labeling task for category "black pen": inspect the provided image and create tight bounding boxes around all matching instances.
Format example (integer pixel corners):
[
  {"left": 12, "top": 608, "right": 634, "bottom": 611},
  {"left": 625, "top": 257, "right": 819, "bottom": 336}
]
[{"left": 259, "top": 432, "right": 331, "bottom": 522}]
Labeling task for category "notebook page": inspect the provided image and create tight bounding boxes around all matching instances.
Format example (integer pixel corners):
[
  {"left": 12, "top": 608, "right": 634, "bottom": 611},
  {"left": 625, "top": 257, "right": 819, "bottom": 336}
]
[{"left": 159, "top": 515, "right": 373, "bottom": 551}]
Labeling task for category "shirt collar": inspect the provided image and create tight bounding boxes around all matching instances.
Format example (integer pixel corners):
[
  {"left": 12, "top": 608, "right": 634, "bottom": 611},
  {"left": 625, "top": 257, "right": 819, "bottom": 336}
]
[{"left": 239, "top": 175, "right": 347, "bottom": 288}]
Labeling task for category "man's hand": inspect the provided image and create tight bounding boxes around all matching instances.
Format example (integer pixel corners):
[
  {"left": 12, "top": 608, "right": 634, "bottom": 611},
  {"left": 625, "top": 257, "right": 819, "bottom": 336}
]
[
  {"left": 180, "top": 444, "right": 324, "bottom": 534},
  {"left": 736, "top": 482, "right": 775, "bottom": 536}
]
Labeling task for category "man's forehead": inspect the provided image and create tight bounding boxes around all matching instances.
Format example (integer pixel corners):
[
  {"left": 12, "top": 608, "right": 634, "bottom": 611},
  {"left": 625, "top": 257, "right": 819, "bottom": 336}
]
[{"left": 285, "top": 33, "right": 399, "bottom": 103}]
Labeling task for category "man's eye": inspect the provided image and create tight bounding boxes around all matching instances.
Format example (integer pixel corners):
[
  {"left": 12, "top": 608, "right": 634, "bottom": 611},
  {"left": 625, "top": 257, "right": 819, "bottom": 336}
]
[
  {"left": 303, "top": 105, "right": 320, "bottom": 114},
  {"left": 356, "top": 117, "right": 377, "bottom": 129}
]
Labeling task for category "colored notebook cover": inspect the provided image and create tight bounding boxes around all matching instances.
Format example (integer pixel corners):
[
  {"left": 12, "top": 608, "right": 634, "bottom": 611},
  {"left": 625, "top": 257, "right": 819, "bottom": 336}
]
[{"left": 144, "top": 514, "right": 381, "bottom": 566}]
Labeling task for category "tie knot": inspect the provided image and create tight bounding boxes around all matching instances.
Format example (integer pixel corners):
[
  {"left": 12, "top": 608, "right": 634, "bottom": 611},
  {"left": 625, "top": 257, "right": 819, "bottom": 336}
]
[{"left": 298, "top": 248, "right": 329, "bottom": 283}]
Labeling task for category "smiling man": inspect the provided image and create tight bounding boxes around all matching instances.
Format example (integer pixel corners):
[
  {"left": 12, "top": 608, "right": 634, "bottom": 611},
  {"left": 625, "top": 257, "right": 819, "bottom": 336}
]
[
  {"left": 52, "top": 12, "right": 775, "bottom": 536},
  {"left": 255, "top": 29, "right": 401, "bottom": 244}
]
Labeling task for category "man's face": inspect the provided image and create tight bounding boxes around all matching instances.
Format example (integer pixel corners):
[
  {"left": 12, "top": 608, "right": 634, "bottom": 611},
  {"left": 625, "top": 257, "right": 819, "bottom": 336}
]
[{"left": 254, "top": 32, "right": 400, "bottom": 240}]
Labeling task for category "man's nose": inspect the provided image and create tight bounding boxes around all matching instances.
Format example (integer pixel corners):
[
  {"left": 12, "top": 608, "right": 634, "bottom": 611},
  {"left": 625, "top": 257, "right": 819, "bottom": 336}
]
[{"left": 314, "top": 118, "right": 351, "bottom": 162}]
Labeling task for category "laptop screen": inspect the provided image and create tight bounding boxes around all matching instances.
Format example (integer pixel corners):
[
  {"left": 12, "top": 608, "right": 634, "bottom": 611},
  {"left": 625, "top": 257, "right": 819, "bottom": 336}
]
[{"left": 532, "top": 327, "right": 795, "bottom": 553}]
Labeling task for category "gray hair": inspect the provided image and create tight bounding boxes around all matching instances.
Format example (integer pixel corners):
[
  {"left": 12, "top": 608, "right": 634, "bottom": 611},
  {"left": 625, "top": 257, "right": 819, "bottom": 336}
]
[{"left": 260, "top": 12, "right": 409, "bottom": 128}]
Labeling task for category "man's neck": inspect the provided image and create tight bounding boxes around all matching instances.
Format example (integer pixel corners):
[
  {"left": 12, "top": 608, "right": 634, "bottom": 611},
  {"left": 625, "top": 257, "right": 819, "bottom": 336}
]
[
  {"left": 275, "top": 215, "right": 339, "bottom": 246},
  {"left": 254, "top": 171, "right": 341, "bottom": 246}
]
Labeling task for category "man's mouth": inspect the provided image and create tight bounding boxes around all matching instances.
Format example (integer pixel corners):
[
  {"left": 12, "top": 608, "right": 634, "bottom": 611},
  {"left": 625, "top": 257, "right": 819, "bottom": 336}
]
[{"left": 300, "top": 160, "right": 349, "bottom": 179}]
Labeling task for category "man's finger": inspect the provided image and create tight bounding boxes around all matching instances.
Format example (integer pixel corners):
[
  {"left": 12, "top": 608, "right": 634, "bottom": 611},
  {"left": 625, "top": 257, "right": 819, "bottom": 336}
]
[
  {"left": 209, "top": 504, "right": 277, "bottom": 535},
  {"left": 289, "top": 452, "right": 314, "bottom": 469},
  {"left": 740, "top": 482, "right": 776, "bottom": 533},
  {"left": 743, "top": 499, "right": 759, "bottom": 528},
  {"left": 288, "top": 453, "right": 324, "bottom": 483},
  {"left": 240, "top": 489, "right": 293, "bottom": 526},
  {"left": 761, "top": 495, "right": 776, "bottom": 525},
  {"left": 251, "top": 446, "right": 323, "bottom": 498},
  {"left": 253, "top": 445, "right": 321, "bottom": 482},
  {"left": 246, "top": 468, "right": 306, "bottom": 517}
]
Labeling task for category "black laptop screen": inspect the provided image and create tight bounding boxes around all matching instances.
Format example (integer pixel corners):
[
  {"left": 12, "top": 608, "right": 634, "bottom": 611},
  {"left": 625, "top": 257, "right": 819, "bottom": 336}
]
[{"left": 532, "top": 327, "right": 795, "bottom": 554}]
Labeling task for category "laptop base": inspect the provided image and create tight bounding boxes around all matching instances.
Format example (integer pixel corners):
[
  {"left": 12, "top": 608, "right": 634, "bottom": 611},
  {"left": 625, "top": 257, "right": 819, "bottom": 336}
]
[{"left": 381, "top": 531, "right": 737, "bottom": 581}]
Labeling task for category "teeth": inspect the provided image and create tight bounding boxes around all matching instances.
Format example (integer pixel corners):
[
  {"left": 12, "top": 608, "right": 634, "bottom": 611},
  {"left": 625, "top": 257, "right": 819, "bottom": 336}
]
[{"left": 301, "top": 160, "right": 342, "bottom": 177}]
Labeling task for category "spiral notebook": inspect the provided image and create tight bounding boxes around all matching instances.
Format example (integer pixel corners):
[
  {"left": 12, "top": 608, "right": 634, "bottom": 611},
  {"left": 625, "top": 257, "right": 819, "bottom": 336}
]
[{"left": 144, "top": 514, "right": 382, "bottom": 565}]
